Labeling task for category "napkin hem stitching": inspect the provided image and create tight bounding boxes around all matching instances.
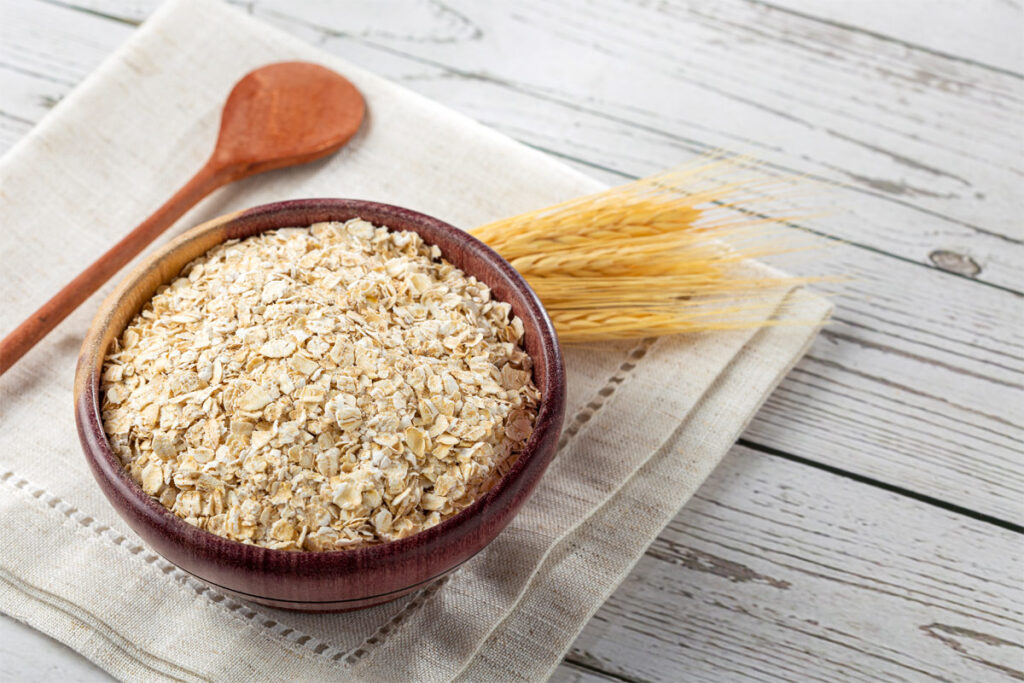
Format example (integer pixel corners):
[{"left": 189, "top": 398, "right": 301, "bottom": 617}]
[
  {"left": 340, "top": 573, "right": 454, "bottom": 665},
  {"left": 555, "top": 339, "right": 654, "bottom": 454},
  {"left": 0, "top": 467, "right": 350, "bottom": 669}
]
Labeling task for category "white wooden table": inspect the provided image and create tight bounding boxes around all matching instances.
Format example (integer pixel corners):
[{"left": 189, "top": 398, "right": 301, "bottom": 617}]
[{"left": 2, "top": 1, "right": 1022, "bottom": 680}]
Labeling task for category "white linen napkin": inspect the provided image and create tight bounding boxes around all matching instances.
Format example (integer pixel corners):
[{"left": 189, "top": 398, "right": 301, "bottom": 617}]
[{"left": 0, "top": 0, "right": 831, "bottom": 679}]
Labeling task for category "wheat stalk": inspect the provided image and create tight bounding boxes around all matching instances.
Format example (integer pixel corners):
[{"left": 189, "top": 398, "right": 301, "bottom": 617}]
[{"left": 469, "top": 157, "right": 822, "bottom": 343}]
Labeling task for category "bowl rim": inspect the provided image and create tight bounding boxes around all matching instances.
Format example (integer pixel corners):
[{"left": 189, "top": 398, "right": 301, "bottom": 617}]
[{"left": 74, "top": 198, "right": 565, "bottom": 586}]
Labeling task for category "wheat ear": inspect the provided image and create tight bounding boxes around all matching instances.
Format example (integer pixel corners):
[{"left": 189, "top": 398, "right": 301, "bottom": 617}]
[{"left": 469, "top": 159, "right": 823, "bottom": 343}]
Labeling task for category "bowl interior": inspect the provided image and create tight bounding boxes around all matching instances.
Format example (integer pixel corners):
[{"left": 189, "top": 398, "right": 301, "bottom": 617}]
[{"left": 74, "top": 198, "right": 565, "bottom": 606}]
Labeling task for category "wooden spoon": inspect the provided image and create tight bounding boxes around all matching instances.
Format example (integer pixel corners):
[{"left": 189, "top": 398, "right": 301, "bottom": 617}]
[{"left": 0, "top": 61, "right": 365, "bottom": 375}]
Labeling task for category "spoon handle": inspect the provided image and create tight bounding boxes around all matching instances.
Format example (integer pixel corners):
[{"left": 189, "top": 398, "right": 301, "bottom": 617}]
[{"left": 0, "top": 159, "right": 232, "bottom": 376}]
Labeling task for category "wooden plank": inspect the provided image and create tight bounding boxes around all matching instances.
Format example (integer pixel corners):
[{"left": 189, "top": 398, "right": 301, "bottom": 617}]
[
  {"left": 762, "top": 0, "right": 1024, "bottom": 75},
  {"left": 0, "top": 0, "right": 133, "bottom": 145},
  {"left": 19, "top": 0, "right": 1022, "bottom": 287},
  {"left": 385, "top": 72, "right": 1023, "bottom": 288},
  {"left": 748, "top": 247, "right": 1023, "bottom": 524},
  {"left": 0, "top": 68, "right": 63, "bottom": 134},
  {"left": 36, "top": 0, "right": 1024, "bottom": 77},
  {"left": 16, "top": 3, "right": 1024, "bottom": 289},
  {"left": 565, "top": 444, "right": 1024, "bottom": 682},
  {"left": 249, "top": 0, "right": 1024, "bottom": 286},
  {"left": 5, "top": 0, "right": 1022, "bottom": 520},
  {"left": 0, "top": 111, "right": 31, "bottom": 152}
]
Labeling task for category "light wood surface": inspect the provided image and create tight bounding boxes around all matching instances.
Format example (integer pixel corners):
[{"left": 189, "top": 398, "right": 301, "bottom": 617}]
[{"left": 1, "top": 0, "right": 1021, "bottom": 680}]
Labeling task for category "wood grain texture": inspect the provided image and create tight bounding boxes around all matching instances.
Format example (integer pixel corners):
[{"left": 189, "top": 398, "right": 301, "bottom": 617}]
[
  {"left": 1, "top": 0, "right": 1022, "bottom": 681},
  {"left": 3, "top": 0, "right": 1020, "bottom": 519},
  {"left": 0, "top": 0, "right": 135, "bottom": 148},
  {"left": 747, "top": 245, "right": 1023, "bottom": 523},
  {"left": 252, "top": 0, "right": 1024, "bottom": 281},
  {"left": 762, "top": 0, "right": 1024, "bottom": 74},
  {"left": 9, "top": 0, "right": 1023, "bottom": 278},
  {"left": 560, "top": 445, "right": 1024, "bottom": 683}
]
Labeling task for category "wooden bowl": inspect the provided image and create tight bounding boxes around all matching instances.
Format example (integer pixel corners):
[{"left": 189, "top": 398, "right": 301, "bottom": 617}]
[{"left": 74, "top": 199, "right": 566, "bottom": 612}]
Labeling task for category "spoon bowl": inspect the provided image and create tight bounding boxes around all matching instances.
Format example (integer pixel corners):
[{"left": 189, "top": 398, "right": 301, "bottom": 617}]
[{"left": 212, "top": 61, "right": 365, "bottom": 178}]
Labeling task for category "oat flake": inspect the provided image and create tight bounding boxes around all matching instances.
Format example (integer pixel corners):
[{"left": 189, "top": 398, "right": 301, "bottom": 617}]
[{"left": 101, "top": 219, "right": 539, "bottom": 551}]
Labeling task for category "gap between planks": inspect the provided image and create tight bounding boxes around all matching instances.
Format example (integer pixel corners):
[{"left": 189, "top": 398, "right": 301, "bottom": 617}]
[
  {"left": 752, "top": 0, "right": 1024, "bottom": 76},
  {"left": 739, "top": 439, "right": 1024, "bottom": 535},
  {"left": 563, "top": 444, "right": 1023, "bottom": 683}
]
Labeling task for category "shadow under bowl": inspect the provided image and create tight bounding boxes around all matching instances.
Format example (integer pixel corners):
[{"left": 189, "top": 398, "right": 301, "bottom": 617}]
[{"left": 74, "top": 198, "right": 566, "bottom": 612}]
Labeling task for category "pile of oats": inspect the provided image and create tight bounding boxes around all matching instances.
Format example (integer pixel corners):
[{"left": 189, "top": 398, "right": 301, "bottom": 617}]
[{"left": 101, "top": 219, "right": 539, "bottom": 551}]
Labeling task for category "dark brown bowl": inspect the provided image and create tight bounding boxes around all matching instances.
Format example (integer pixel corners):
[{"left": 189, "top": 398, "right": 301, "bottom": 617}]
[{"left": 74, "top": 199, "right": 565, "bottom": 612}]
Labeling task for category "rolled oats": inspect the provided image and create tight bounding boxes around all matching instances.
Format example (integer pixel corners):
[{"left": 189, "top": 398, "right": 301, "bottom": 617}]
[{"left": 101, "top": 219, "right": 539, "bottom": 551}]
